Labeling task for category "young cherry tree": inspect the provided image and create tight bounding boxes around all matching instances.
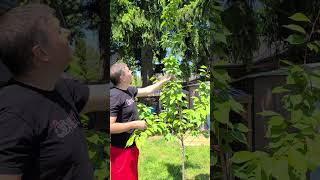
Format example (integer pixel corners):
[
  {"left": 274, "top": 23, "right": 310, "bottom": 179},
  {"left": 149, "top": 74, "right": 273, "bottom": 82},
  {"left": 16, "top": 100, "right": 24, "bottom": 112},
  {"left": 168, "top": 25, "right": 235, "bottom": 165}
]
[
  {"left": 159, "top": 55, "right": 210, "bottom": 180},
  {"left": 126, "top": 55, "right": 209, "bottom": 180}
]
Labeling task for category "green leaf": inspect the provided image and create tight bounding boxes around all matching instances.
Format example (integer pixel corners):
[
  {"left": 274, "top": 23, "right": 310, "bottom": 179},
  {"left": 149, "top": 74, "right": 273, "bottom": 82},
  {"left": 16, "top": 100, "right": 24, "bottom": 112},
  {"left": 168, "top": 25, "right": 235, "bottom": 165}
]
[
  {"left": 314, "top": 40, "right": 320, "bottom": 47},
  {"left": 288, "top": 149, "right": 307, "bottom": 173},
  {"left": 260, "top": 156, "right": 272, "bottom": 178},
  {"left": 234, "top": 170, "right": 249, "bottom": 179},
  {"left": 94, "top": 169, "right": 107, "bottom": 180},
  {"left": 272, "top": 86, "right": 290, "bottom": 94},
  {"left": 135, "top": 137, "right": 141, "bottom": 150},
  {"left": 104, "top": 146, "right": 109, "bottom": 153},
  {"left": 292, "top": 109, "right": 303, "bottom": 123},
  {"left": 268, "top": 116, "right": 285, "bottom": 126},
  {"left": 286, "top": 34, "right": 305, "bottom": 45},
  {"left": 89, "top": 150, "right": 96, "bottom": 159},
  {"left": 258, "top": 111, "right": 280, "bottom": 117},
  {"left": 231, "top": 131, "right": 247, "bottom": 145},
  {"left": 290, "top": 94, "right": 303, "bottom": 106},
  {"left": 235, "top": 123, "right": 249, "bottom": 132},
  {"left": 283, "top": 24, "right": 306, "bottom": 34},
  {"left": 232, "top": 151, "right": 255, "bottom": 163},
  {"left": 289, "top": 13, "right": 311, "bottom": 22},
  {"left": 214, "top": 32, "right": 227, "bottom": 44},
  {"left": 230, "top": 99, "right": 244, "bottom": 113},
  {"left": 280, "top": 60, "right": 294, "bottom": 66},
  {"left": 87, "top": 134, "right": 99, "bottom": 144},
  {"left": 213, "top": 5, "right": 223, "bottom": 11},
  {"left": 269, "top": 139, "right": 284, "bottom": 149},
  {"left": 200, "top": 65, "right": 207, "bottom": 69},
  {"left": 126, "top": 134, "right": 136, "bottom": 147},
  {"left": 307, "top": 43, "right": 319, "bottom": 53},
  {"left": 302, "top": 127, "right": 315, "bottom": 135},
  {"left": 268, "top": 126, "right": 286, "bottom": 138},
  {"left": 213, "top": 101, "right": 230, "bottom": 124},
  {"left": 145, "top": 130, "right": 152, "bottom": 136},
  {"left": 255, "top": 165, "right": 262, "bottom": 180},
  {"left": 306, "top": 138, "right": 320, "bottom": 170},
  {"left": 272, "top": 158, "right": 290, "bottom": 180}
]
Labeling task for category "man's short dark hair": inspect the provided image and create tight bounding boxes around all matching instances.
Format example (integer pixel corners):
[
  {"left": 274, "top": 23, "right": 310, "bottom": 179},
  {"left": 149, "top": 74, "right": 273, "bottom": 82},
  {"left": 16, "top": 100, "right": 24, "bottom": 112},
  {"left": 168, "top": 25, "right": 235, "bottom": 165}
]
[
  {"left": 110, "top": 63, "right": 127, "bottom": 85},
  {"left": 0, "top": 4, "right": 55, "bottom": 75}
]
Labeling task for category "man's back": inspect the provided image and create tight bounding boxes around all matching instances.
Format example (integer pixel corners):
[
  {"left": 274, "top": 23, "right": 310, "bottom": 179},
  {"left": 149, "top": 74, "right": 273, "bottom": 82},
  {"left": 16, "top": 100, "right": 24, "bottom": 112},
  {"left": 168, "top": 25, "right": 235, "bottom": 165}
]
[{"left": 0, "top": 79, "right": 93, "bottom": 180}]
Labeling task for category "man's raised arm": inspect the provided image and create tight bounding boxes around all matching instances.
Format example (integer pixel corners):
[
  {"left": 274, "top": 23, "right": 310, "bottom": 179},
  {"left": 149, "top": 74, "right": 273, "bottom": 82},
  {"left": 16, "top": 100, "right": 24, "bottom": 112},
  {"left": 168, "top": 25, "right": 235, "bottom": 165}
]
[{"left": 136, "top": 75, "right": 173, "bottom": 97}]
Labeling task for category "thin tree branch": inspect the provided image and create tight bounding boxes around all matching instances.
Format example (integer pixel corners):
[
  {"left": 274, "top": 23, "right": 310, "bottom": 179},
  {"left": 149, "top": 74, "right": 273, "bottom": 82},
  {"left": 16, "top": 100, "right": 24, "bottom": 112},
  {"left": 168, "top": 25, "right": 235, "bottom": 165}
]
[{"left": 304, "top": 8, "right": 320, "bottom": 64}]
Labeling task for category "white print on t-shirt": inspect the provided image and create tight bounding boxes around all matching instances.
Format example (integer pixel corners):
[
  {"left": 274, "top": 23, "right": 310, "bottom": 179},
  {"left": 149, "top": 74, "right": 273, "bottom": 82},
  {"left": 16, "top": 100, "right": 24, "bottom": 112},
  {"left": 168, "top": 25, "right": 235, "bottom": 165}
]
[
  {"left": 51, "top": 111, "right": 80, "bottom": 138},
  {"left": 125, "top": 98, "right": 135, "bottom": 106}
]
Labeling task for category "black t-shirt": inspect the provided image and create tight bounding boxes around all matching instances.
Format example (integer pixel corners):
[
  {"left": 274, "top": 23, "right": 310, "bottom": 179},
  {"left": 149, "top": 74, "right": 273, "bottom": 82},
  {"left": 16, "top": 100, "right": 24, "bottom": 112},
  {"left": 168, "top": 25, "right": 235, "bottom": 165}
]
[
  {"left": 110, "top": 86, "right": 139, "bottom": 148},
  {"left": 0, "top": 78, "right": 93, "bottom": 180}
]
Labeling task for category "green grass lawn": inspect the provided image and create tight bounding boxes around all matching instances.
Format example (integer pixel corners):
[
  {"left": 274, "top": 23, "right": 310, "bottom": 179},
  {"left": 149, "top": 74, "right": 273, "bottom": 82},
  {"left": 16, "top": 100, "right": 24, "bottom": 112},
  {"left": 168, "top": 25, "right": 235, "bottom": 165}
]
[{"left": 138, "top": 137, "right": 210, "bottom": 180}]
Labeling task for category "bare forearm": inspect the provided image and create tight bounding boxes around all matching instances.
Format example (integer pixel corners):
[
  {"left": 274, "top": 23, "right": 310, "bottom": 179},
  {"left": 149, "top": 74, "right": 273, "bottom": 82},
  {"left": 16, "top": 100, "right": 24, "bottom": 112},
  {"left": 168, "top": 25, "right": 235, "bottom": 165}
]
[
  {"left": 150, "top": 79, "right": 167, "bottom": 92},
  {"left": 137, "top": 75, "right": 172, "bottom": 97},
  {"left": 144, "top": 79, "right": 167, "bottom": 94},
  {"left": 110, "top": 121, "right": 137, "bottom": 134}
]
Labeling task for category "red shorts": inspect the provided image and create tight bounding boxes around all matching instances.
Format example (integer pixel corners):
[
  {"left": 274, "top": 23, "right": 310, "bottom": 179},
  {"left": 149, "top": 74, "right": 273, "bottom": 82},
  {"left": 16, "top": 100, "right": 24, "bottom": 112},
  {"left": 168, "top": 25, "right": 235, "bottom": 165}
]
[{"left": 110, "top": 145, "right": 139, "bottom": 180}]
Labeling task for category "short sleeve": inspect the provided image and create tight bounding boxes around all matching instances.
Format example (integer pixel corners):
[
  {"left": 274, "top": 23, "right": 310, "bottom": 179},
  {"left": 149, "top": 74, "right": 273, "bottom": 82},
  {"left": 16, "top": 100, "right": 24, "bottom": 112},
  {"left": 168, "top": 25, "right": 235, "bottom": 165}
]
[
  {"left": 128, "top": 86, "right": 138, "bottom": 97},
  {"left": 0, "top": 112, "right": 33, "bottom": 174},
  {"left": 110, "top": 90, "right": 123, "bottom": 117},
  {"left": 62, "top": 79, "right": 89, "bottom": 112}
]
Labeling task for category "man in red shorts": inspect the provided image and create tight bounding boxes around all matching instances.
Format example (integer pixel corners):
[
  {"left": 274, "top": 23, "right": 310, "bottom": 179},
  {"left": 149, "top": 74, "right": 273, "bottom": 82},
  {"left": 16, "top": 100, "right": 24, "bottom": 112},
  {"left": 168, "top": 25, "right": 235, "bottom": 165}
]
[{"left": 110, "top": 63, "right": 172, "bottom": 180}]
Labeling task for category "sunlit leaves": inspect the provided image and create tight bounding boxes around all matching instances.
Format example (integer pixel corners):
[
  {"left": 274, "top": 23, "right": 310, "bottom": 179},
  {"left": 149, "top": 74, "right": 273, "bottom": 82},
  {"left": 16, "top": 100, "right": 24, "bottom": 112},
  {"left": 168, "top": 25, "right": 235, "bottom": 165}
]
[
  {"left": 283, "top": 24, "right": 306, "bottom": 34},
  {"left": 289, "top": 13, "right": 311, "bottom": 23}
]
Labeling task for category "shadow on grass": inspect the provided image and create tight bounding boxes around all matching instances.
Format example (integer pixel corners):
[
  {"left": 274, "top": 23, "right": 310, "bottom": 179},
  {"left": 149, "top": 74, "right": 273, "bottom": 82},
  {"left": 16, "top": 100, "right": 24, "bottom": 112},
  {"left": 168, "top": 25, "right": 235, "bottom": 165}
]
[
  {"left": 165, "top": 162, "right": 205, "bottom": 180},
  {"left": 165, "top": 164, "right": 182, "bottom": 180}
]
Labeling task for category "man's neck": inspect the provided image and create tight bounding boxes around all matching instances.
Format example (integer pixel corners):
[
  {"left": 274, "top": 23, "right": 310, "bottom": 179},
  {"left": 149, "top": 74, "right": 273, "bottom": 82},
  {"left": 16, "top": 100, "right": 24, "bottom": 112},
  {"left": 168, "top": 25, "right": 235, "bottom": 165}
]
[
  {"left": 14, "top": 72, "right": 59, "bottom": 91},
  {"left": 115, "top": 83, "right": 129, "bottom": 90}
]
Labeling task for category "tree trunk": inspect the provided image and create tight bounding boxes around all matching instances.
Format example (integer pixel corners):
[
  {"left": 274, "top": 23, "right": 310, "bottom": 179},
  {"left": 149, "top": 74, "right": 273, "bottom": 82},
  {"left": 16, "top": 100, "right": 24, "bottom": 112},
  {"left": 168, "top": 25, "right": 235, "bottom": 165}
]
[
  {"left": 99, "top": 0, "right": 109, "bottom": 82},
  {"left": 141, "top": 45, "right": 153, "bottom": 87},
  {"left": 96, "top": 0, "right": 109, "bottom": 135},
  {"left": 181, "top": 137, "right": 185, "bottom": 180},
  {"left": 220, "top": 150, "right": 229, "bottom": 180}
]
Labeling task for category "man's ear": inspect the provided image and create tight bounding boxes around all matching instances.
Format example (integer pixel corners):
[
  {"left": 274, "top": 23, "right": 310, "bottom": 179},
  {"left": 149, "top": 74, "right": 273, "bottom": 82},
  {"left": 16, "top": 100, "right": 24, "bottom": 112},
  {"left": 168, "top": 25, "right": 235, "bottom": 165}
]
[{"left": 32, "top": 45, "right": 49, "bottom": 62}]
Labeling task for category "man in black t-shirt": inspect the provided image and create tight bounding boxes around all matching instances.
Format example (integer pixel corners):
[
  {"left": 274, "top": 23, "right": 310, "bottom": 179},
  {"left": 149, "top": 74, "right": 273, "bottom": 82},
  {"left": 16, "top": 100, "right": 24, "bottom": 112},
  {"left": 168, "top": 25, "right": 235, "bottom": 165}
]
[
  {"left": 110, "top": 63, "right": 172, "bottom": 180},
  {"left": 0, "top": 4, "right": 108, "bottom": 180}
]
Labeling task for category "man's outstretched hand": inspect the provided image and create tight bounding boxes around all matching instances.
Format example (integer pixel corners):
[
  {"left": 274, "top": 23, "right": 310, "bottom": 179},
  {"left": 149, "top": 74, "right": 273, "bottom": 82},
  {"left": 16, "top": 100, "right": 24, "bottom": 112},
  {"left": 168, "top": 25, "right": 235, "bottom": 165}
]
[{"left": 161, "top": 74, "right": 175, "bottom": 82}]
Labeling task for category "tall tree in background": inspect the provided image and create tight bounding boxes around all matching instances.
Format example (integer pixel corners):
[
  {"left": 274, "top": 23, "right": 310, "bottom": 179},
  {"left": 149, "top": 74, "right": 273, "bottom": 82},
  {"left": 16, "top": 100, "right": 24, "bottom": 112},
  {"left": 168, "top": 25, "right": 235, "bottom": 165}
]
[
  {"left": 111, "top": 0, "right": 231, "bottom": 84},
  {"left": 222, "top": 0, "right": 259, "bottom": 69},
  {"left": 111, "top": 0, "right": 163, "bottom": 86},
  {"left": 259, "top": 0, "right": 320, "bottom": 64},
  {"left": 81, "top": 0, "right": 108, "bottom": 82}
]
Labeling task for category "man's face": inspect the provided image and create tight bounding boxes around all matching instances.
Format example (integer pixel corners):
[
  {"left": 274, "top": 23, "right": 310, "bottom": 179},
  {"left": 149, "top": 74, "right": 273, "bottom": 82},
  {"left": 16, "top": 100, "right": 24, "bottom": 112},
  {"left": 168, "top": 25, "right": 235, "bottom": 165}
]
[
  {"left": 42, "top": 15, "right": 72, "bottom": 72},
  {"left": 120, "top": 66, "right": 133, "bottom": 85}
]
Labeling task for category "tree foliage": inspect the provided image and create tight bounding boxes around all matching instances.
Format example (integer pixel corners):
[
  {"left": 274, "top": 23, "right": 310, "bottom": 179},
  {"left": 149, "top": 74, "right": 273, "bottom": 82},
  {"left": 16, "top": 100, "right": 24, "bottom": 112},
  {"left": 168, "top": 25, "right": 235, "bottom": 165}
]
[
  {"left": 258, "top": 0, "right": 320, "bottom": 64},
  {"left": 111, "top": 0, "right": 231, "bottom": 81},
  {"left": 230, "top": 11, "right": 320, "bottom": 180},
  {"left": 126, "top": 57, "right": 210, "bottom": 180}
]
